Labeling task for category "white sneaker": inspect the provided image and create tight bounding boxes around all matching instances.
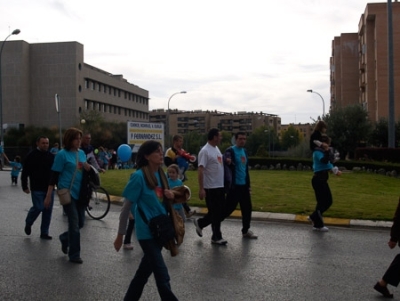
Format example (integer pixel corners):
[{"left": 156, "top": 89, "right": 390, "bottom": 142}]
[
  {"left": 313, "top": 226, "right": 329, "bottom": 232},
  {"left": 123, "top": 244, "right": 134, "bottom": 250},
  {"left": 211, "top": 238, "right": 228, "bottom": 245},
  {"left": 242, "top": 230, "right": 258, "bottom": 239},
  {"left": 193, "top": 218, "right": 203, "bottom": 237}
]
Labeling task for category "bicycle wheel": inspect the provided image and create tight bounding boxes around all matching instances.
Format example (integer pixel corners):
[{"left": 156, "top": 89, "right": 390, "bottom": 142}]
[{"left": 86, "top": 186, "right": 111, "bottom": 220}]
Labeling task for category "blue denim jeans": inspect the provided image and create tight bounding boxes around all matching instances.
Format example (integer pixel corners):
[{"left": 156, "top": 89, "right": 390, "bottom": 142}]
[
  {"left": 124, "top": 239, "right": 178, "bottom": 301},
  {"left": 25, "top": 191, "right": 54, "bottom": 235},
  {"left": 59, "top": 198, "right": 85, "bottom": 260}
]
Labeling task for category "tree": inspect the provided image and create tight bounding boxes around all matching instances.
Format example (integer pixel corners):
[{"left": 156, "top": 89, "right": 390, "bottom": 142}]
[
  {"left": 324, "top": 105, "right": 372, "bottom": 159},
  {"left": 369, "top": 118, "right": 388, "bottom": 147},
  {"left": 281, "top": 125, "right": 302, "bottom": 150}
]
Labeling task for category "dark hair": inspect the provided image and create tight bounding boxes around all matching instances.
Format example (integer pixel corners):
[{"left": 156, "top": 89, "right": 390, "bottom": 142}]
[
  {"left": 15, "top": 155, "right": 21, "bottom": 163},
  {"left": 207, "top": 128, "right": 220, "bottom": 141},
  {"left": 314, "top": 120, "right": 327, "bottom": 132},
  {"left": 172, "top": 135, "right": 183, "bottom": 142},
  {"left": 36, "top": 136, "right": 48, "bottom": 142},
  {"left": 63, "top": 128, "right": 82, "bottom": 150},
  {"left": 136, "top": 140, "right": 162, "bottom": 168},
  {"left": 235, "top": 132, "right": 246, "bottom": 139},
  {"left": 320, "top": 134, "right": 331, "bottom": 145}
]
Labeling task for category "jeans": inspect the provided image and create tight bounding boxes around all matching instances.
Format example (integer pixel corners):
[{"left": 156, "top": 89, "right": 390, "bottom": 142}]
[
  {"left": 25, "top": 191, "right": 54, "bottom": 235},
  {"left": 310, "top": 172, "right": 332, "bottom": 228},
  {"left": 124, "top": 239, "right": 178, "bottom": 301},
  {"left": 224, "top": 185, "right": 252, "bottom": 234},
  {"left": 59, "top": 198, "right": 85, "bottom": 260},
  {"left": 197, "top": 187, "right": 225, "bottom": 241}
]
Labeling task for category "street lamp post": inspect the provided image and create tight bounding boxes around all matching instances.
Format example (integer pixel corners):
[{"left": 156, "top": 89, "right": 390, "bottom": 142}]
[
  {"left": 307, "top": 89, "right": 325, "bottom": 118},
  {"left": 0, "top": 29, "right": 21, "bottom": 166},
  {"left": 264, "top": 129, "right": 271, "bottom": 157},
  {"left": 166, "top": 91, "right": 186, "bottom": 146}
]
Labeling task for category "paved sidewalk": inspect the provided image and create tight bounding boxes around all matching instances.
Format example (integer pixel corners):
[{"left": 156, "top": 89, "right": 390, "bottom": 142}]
[{"left": 110, "top": 197, "right": 393, "bottom": 229}]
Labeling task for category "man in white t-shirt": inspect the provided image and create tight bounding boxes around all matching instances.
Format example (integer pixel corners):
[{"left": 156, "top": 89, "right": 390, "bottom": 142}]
[{"left": 193, "top": 128, "right": 227, "bottom": 245}]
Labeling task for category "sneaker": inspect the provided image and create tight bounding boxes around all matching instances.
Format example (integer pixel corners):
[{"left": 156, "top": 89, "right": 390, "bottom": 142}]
[
  {"left": 242, "top": 230, "right": 258, "bottom": 239},
  {"left": 313, "top": 226, "right": 329, "bottom": 232},
  {"left": 211, "top": 238, "right": 228, "bottom": 245},
  {"left": 24, "top": 225, "right": 31, "bottom": 236},
  {"left": 193, "top": 218, "right": 203, "bottom": 237},
  {"left": 374, "top": 282, "right": 394, "bottom": 298},
  {"left": 185, "top": 210, "right": 196, "bottom": 218},
  {"left": 123, "top": 244, "right": 134, "bottom": 250},
  {"left": 307, "top": 216, "right": 314, "bottom": 225}
]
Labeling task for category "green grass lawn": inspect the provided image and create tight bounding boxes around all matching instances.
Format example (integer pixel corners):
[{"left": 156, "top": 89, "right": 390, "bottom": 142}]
[{"left": 100, "top": 169, "right": 400, "bottom": 221}]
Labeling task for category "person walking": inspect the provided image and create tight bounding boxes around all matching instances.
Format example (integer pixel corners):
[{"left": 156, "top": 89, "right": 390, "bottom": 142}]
[
  {"left": 22, "top": 136, "right": 55, "bottom": 239},
  {"left": 164, "top": 134, "right": 196, "bottom": 218},
  {"left": 223, "top": 132, "right": 257, "bottom": 239},
  {"left": 308, "top": 135, "right": 341, "bottom": 232},
  {"left": 81, "top": 132, "right": 105, "bottom": 173},
  {"left": 193, "top": 128, "right": 227, "bottom": 245},
  {"left": 114, "top": 140, "right": 178, "bottom": 301},
  {"left": 44, "top": 128, "right": 90, "bottom": 264},
  {"left": 9, "top": 155, "right": 22, "bottom": 185},
  {"left": 373, "top": 198, "right": 400, "bottom": 298}
]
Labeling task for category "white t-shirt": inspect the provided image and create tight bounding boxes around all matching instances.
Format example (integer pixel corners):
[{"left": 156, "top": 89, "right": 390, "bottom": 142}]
[{"left": 198, "top": 143, "right": 224, "bottom": 189}]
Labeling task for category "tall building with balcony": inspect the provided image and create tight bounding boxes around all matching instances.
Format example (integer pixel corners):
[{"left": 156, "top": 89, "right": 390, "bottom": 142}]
[
  {"left": 0, "top": 40, "right": 149, "bottom": 130},
  {"left": 330, "top": 2, "right": 400, "bottom": 122},
  {"left": 330, "top": 33, "right": 359, "bottom": 110}
]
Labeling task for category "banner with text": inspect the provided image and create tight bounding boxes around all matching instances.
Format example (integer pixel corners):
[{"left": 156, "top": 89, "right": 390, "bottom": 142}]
[{"left": 127, "top": 122, "right": 164, "bottom": 153}]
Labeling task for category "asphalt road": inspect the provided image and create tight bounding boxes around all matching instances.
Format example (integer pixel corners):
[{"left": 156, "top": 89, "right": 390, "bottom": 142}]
[{"left": 0, "top": 170, "right": 398, "bottom": 301}]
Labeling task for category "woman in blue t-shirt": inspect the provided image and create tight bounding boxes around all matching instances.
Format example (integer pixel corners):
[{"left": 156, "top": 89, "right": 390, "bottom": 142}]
[
  {"left": 44, "top": 128, "right": 90, "bottom": 264},
  {"left": 114, "top": 140, "right": 178, "bottom": 301}
]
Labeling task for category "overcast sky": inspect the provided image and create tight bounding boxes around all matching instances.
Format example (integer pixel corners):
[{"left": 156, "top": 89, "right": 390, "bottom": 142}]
[{"left": 1, "top": 0, "right": 370, "bottom": 124}]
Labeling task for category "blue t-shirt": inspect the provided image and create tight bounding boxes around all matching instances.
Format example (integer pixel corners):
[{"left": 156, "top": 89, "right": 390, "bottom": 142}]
[
  {"left": 313, "top": 150, "right": 333, "bottom": 173},
  {"left": 232, "top": 146, "right": 247, "bottom": 185},
  {"left": 168, "top": 177, "right": 183, "bottom": 210},
  {"left": 10, "top": 161, "right": 22, "bottom": 177},
  {"left": 122, "top": 169, "right": 167, "bottom": 240},
  {"left": 52, "top": 149, "right": 86, "bottom": 200}
]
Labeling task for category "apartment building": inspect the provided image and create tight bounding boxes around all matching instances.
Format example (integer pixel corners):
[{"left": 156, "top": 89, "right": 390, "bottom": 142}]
[
  {"left": 281, "top": 123, "right": 313, "bottom": 143},
  {"left": 0, "top": 40, "right": 149, "bottom": 130},
  {"left": 330, "top": 2, "right": 400, "bottom": 122},
  {"left": 149, "top": 109, "right": 281, "bottom": 138}
]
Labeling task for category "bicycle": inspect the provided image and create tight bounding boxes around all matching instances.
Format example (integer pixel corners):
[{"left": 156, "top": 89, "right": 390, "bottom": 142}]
[
  {"left": 84, "top": 166, "right": 111, "bottom": 220},
  {"left": 86, "top": 185, "right": 111, "bottom": 220}
]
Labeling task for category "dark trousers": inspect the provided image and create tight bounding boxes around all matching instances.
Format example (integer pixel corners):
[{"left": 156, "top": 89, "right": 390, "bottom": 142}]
[
  {"left": 124, "top": 239, "right": 178, "bottom": 301},
  {"left": 310, "top": 173, "right": 332, "bottom": 228},
  {"left": 224, "top": 185, "right": 252, "bottom": 234},
  {"left": 123, "top": 218, "right": 135, "bottom": 244},
  {"left": 197, "top": 187, "right": 225, "bottom": 240},
  {"left": 383, "top": 253, "right": 400, "bottom": 287},
  {"left": 60, "top": 198, "right": 85, "bottom": 260}
]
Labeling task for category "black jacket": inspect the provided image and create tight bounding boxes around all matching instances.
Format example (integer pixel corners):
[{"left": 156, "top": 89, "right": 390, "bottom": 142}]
[{"left": 21, "top": 148, "right": 54, "bottom": 191}]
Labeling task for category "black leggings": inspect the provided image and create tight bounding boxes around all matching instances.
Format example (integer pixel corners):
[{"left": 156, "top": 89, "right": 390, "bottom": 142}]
[{"left": 310, "top": 172, "right": 332, "bottom": 228}]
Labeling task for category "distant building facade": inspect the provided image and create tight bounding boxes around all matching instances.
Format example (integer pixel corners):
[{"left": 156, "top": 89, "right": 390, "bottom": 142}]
[
  {"left": 330, "top": 2, "right": 400, "bottom": 122},
  {"left": 0, "top": 40, "right": 149, "bottom": 130},
  {"left": 149, "top": 109, "right": 281, "bottom": 139},
  {"left": 281, "top": 123, "right": 313, "bottom": 143}
]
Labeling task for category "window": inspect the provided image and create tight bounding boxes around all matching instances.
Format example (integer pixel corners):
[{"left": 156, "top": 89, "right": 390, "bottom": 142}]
[{"left": 92, "top": 81, "right": 95, "bottom": 90}]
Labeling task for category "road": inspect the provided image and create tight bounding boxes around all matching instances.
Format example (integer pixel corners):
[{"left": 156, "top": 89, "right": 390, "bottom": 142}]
[{"left": 0, "top": 170, "right": 397, "bottom": 301}]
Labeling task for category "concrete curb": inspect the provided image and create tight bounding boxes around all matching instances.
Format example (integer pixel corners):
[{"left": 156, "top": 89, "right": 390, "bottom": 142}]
[{"left": 109, "top": 196, "right": 393, "bottom": 229}]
